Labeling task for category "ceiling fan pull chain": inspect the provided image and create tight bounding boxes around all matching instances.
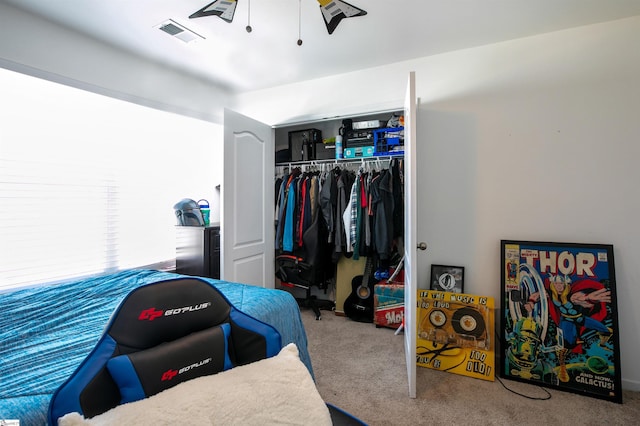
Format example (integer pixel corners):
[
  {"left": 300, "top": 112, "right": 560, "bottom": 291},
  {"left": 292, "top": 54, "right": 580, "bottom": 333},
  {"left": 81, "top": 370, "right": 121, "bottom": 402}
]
[
  {"left": 297, "top": 0, "right": 303, "bottom": 45},
  {"left": 246, "top": 0, "right": 252, "bottom": 32}
]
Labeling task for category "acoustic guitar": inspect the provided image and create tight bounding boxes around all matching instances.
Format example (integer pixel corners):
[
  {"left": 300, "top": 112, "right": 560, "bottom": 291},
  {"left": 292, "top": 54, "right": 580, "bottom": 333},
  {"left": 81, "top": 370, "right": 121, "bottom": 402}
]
[{"left": 344, "top": 256, "right": 376, "bottom": 323}]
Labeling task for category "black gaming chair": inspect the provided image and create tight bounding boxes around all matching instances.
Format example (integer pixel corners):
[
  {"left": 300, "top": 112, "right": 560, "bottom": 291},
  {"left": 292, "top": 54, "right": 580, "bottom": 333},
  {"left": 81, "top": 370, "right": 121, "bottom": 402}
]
[
  {"left": 276, "top": 211, "right": 335, "bottom": 320},
  {"left": 47, "top": 277, "right": 281, "bottom": 424}
]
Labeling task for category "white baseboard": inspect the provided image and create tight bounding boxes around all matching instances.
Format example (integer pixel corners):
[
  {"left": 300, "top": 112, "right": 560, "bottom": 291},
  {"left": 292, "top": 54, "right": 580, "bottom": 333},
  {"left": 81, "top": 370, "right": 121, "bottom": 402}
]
[{"left": 622, "top": 378, "right": 640, "bottom": 392}]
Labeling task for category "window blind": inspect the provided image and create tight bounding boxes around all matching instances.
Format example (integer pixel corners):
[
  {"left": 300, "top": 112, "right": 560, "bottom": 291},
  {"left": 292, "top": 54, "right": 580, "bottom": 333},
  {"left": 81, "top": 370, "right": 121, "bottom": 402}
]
[{"left": 0, "top": 67, "right": 221, "bottom": 291}]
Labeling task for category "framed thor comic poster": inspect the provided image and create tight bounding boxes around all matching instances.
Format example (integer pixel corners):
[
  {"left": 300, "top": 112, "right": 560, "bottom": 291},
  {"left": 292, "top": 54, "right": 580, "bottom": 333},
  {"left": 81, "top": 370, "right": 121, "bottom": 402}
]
[{"left": 500, "top": 240, "right": 622, "bottom": 403}]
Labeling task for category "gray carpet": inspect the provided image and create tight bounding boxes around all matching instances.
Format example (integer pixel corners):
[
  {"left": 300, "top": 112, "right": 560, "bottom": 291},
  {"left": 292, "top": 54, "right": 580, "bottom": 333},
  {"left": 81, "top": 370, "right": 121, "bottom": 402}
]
[{"left": 301, "top": 309, "right": 640, "bottom": 426}]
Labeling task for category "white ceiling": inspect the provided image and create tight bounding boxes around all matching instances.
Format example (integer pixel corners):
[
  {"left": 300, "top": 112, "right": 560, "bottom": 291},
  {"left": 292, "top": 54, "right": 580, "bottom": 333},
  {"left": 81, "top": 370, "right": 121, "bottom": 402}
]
[{"left": 5, "top": 0, "right": 640, "bottom": 93}]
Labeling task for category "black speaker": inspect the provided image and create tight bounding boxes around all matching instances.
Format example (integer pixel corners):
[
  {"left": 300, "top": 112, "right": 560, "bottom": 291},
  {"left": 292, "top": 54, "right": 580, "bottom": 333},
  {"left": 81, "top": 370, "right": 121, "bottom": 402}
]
[{"left": 288, "top": 129, "right": 322, "bottom": 161}]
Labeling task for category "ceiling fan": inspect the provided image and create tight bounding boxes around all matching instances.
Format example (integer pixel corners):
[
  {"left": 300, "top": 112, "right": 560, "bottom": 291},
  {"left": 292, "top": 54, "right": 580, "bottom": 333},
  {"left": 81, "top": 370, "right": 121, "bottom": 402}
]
[{"left": 189, "top": 0, "right": 367, "bottom": 36}]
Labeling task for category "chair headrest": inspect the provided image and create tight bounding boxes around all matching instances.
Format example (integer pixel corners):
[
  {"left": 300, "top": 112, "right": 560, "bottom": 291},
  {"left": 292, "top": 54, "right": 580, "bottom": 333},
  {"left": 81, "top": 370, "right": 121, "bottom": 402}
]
[{"left": 48, "top": 277, "right": 281, "bottom": 424}]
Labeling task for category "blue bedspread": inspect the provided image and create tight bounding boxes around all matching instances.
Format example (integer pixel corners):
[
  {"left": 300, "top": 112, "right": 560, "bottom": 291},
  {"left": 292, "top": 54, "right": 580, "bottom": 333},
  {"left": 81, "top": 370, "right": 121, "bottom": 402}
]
[{"left": 0, "top": 269, "right": 311, "bottom": 426}]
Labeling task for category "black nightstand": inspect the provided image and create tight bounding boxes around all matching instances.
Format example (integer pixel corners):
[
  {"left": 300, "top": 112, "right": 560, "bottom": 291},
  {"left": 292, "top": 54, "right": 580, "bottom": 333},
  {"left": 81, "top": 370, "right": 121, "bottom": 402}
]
[{"left": 175, "top": 224, "right": 220, "bottom": 279}]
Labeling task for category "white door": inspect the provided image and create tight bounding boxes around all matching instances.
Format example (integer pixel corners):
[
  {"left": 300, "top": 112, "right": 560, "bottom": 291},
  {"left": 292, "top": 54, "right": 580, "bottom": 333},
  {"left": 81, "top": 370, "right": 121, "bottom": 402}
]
[
  {"left": 403, "top": 72, "right": 418, "bottom": 398},
  {"left": 222, "top": 108, "right": 275, "bottom": 288}
]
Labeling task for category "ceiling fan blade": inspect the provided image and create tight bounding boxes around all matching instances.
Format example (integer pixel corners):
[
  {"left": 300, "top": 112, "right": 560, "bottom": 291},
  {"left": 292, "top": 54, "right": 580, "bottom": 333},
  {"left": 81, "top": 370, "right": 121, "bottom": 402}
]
[
  {"left": 190, "top": 0, "right": 238, "bottom": 23},
  {"left": 317, "top": 0, "right": 367, "bottom": 35}
]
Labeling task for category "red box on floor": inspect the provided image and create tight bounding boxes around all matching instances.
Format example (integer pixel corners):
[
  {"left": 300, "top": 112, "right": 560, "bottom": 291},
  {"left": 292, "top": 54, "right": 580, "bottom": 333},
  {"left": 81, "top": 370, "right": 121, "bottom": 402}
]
[{"left": 374, "top": 284, "right": 404, "bottom": 329}]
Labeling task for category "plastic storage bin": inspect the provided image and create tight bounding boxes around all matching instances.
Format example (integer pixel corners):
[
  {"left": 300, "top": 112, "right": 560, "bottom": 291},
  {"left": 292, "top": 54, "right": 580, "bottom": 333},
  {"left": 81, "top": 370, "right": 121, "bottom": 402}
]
[{"left": 373, "top": 126, "right": 404, "bottom": 156}]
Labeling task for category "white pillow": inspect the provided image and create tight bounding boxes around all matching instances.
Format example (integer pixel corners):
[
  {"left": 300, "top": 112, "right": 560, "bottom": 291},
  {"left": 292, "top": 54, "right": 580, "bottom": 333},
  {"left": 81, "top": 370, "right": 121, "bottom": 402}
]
[{"left": 59, "top": 343, "right": 331, "bottom": 426}]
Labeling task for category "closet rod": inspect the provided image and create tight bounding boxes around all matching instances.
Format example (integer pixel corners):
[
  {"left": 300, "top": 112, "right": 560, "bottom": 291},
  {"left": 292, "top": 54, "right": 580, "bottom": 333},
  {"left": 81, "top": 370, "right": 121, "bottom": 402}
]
[{"left": 277, "top": 154, "right": 403, "bottom": 168}]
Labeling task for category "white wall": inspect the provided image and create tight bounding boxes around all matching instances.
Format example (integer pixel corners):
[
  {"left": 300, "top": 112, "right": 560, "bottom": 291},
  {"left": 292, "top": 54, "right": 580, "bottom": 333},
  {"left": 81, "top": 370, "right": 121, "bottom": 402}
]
[
  {"left": 235, "top": 17, "right": 640, "bottom": 391},
  {"left": 0, "top": 2, "right": 233, "bottom": 124}
]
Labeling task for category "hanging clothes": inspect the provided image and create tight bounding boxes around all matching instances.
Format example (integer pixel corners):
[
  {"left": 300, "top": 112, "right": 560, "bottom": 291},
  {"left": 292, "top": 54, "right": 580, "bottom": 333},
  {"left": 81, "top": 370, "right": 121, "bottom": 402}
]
[
  {"left": 282, "top": 175, "right": 298, "bottom": 252},
  {"left": 353, "top": 171, "right": 367, "bottom": 260},
  {"left": 274, "top": 168, "right": 326, "bottom": 253},
  {"left": 274, "top": 159, "right": 403, "bottom": 270},
  {"left": 275, "top": 168, "right": 301, "bottom": 250},
  {"left": 319, "top": 170, "right": 335, "bottom": 244},
  {"left": 309, "top": 175, "right": 319, "bottom": 224},
  {"left": 344, "top": 169, "right": 359, "bottom": 256},
  {"left": 391, "top": 159, "right": 404, "bottom": 239},
  {"left": 370, "top": 168, "right": 394, "bottom": 260},
  {"left": 333, "top": 169, "right": 353, "bottom": 261},
  {"left": 274, "top": 174, "right": 288, "bottom": 250}
]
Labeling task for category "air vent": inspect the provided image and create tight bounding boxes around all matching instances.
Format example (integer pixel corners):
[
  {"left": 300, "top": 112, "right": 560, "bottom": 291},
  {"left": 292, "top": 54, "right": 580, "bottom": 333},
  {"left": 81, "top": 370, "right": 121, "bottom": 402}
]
[{"left": 156, "top": 19, "right": 204, "bottom": 43}]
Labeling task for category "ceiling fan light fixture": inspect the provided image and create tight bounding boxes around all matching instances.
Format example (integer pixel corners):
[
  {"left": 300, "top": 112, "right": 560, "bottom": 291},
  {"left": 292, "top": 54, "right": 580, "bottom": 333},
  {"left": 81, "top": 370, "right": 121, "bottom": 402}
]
[
  {"left": 187, "top": 0, "right": 367, "bottom": 41},
  {"left": 190, "top": 0, "right": 238, "bottom": 23},
  {"left": 318, "top": 0, "right": 367, "bottom": 35}
]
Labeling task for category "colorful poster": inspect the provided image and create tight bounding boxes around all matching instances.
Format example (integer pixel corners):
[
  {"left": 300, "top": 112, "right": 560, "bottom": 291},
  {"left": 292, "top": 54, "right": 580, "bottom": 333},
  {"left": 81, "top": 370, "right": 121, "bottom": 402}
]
[
  {"left": 416, "top": 290, "right": 495, "bottom": 382},
  {"left": 500, "top": 240, "right": 622, "bottom": 403}
]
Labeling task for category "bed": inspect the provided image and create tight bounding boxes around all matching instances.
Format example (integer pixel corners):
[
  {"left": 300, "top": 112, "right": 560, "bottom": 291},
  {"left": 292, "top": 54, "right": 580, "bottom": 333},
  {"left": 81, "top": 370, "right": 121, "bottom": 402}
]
[{"left": 0, "top": 269, "right": 315, "bottom": 425}]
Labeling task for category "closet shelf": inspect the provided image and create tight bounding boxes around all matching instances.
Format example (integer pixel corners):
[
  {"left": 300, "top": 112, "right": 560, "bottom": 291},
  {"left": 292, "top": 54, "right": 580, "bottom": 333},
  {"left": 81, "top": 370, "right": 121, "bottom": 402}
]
[{"left": 276, "top": 154, "right": 403, "bottom": 168}]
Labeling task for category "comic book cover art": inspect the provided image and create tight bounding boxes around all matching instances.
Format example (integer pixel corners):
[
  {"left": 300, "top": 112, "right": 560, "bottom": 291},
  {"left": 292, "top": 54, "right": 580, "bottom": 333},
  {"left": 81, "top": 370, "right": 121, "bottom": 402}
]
[
  {"left": 417, "top": 290, "right": 495, "bottom": 382},
  {"left": 500, "top": 240, "right": 622, "bottom": 403}
]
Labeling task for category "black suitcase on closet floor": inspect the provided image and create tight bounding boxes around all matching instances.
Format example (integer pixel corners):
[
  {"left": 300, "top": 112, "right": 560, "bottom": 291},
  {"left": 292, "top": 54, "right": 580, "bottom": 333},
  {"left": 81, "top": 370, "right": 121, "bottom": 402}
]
[{"left": 276, "top": 211, "right": 335, "bottom": 320}]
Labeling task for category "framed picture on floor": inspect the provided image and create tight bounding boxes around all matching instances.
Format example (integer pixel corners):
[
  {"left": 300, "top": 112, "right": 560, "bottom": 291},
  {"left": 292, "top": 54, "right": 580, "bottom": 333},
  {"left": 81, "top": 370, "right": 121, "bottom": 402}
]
[
  {"left": 417, "top": 289, "right": 495, "bottom": 382},
  {"left": 430, "top": 264, "right": 465, "bottom": 293},
  {"left": 500, "top": 240, "right": 622, "bottom": 403}
]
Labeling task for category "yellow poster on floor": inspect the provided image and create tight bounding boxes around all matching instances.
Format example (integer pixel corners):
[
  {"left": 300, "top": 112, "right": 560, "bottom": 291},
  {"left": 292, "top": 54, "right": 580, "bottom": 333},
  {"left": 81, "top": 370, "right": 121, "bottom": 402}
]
[{"left": 416, "top": 290, "right": 495, "bottom": 381}]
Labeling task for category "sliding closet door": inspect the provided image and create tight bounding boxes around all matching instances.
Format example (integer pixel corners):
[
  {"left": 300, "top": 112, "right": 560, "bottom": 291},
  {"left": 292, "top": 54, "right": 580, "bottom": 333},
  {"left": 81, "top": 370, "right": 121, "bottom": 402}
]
[{"left": 222, "top": 108, "right": 275, "bottom": 288}]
